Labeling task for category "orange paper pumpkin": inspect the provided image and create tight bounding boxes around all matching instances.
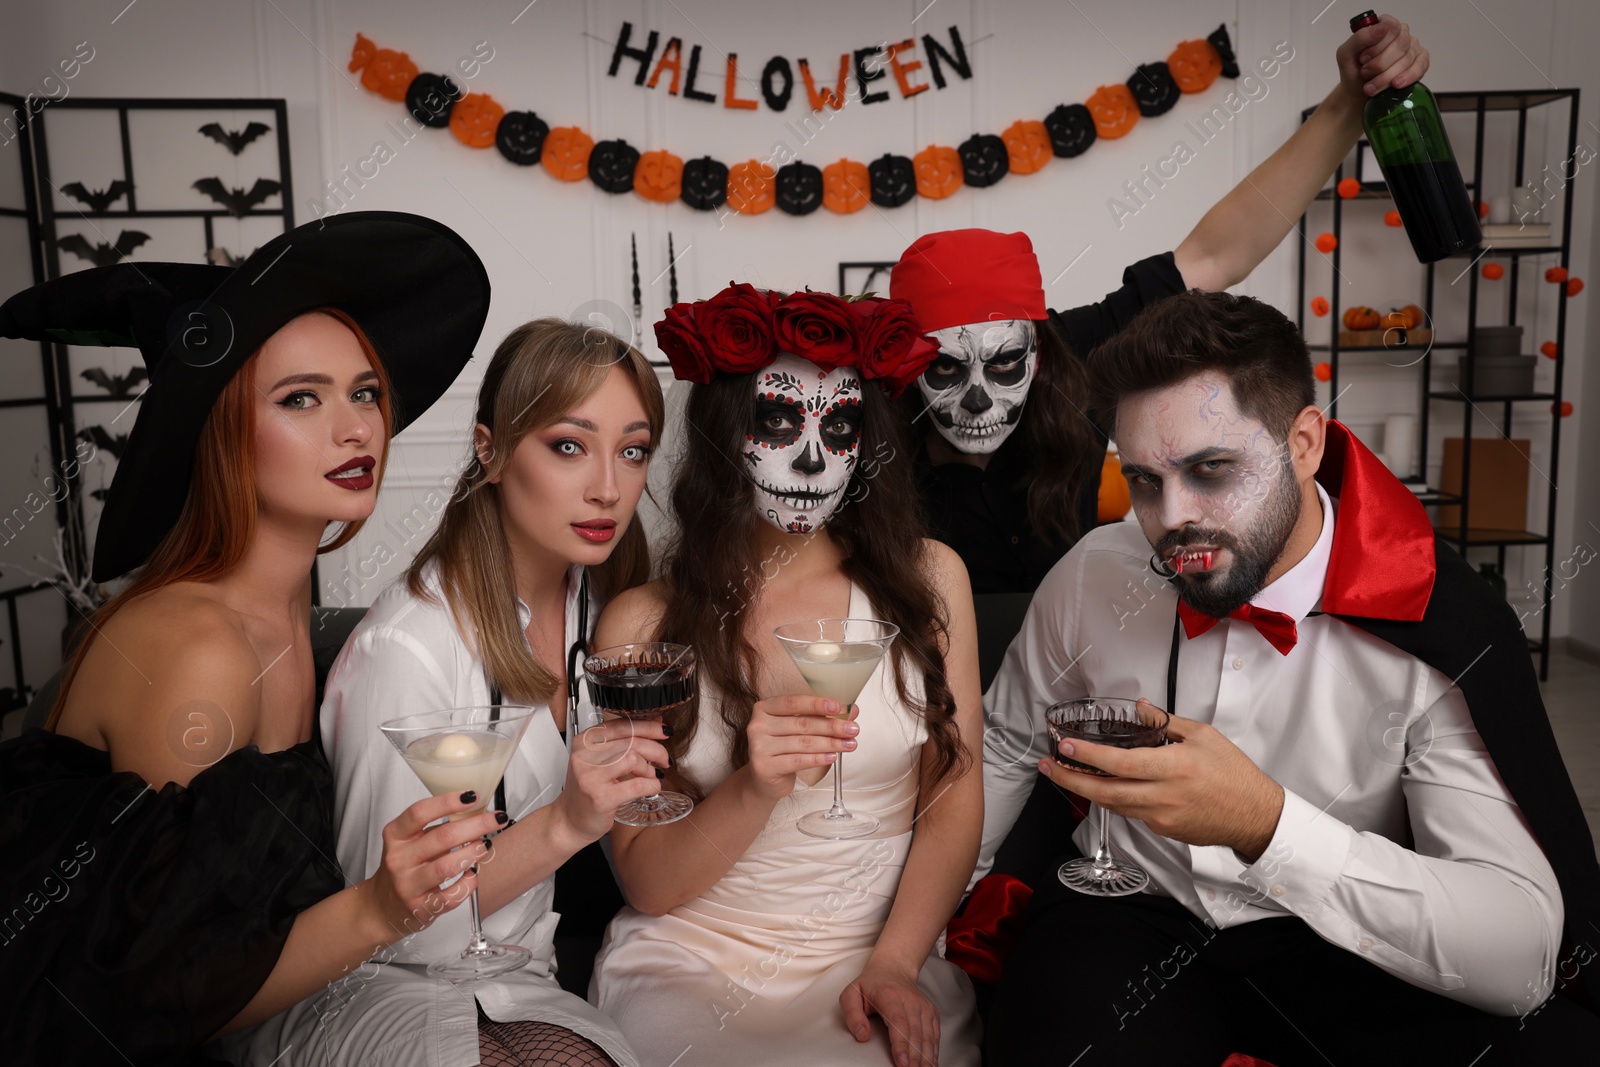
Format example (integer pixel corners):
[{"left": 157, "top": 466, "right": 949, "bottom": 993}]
[
  {"left": 350, "top": 34, "right": 419, "bottom": 102},
  {"left": 1311, "top": 296, "right": 1330, "bottom": 317},
  {"left": 727, "top": 160, "right": 777, "bottom": 214},
  {"left": 1167, "top": 39, "right": 1222, "bottom": 94},
  {"left": 1097, "top": 451, "right": 1132, "bottom": 522},
  {"left": 1384, "top": 209, "right": 1403, "bottom": 226},
  {"left": 449, "top": 93, "right": 504, "bottom": 148},
  {"left": 1553, "top": 401, "right": 1574, "bottom": 417},
  {"left": 1478, "top": 201, "right": 1490, "bottom": 219},
  {"left": 1568, "top": 277, "right": 1585, "bottom": 296},
  {"left": 1000, "top": 120, "right": 1052, "bottom": 176},
  {"left": 821, "top": 159, "right": 870, "bottom": 214},
  {"left": 1315, "top": 232, "right": 1337, "bottom": 254},
  {"left": 1541, "top": 341, "right": 1559, "bottom": 359},
  {"left": 913, "top": 145, "right": 964, "bottom": 200},
  {"left": 1545, "top": 266, "right": 1568, "bottom": 284},
  {"left": 1337, "top": 177, "right": 1360, "bottom": 199},
  {"left": 1482, "top": 263, "right": 1505, "bottom": 280},
  {"left": 541, "top": 127, "right": 594, "bottom": 182},
  {"left": 1314, "top": 361, "right": 1333, "bottom": 382},
  {"left": 1343, "top": 306, "right": 1379, "bottom": 330},
  {"left": 1086, "top": 84, "right": 1140, "bottom": 139},
  {"left": 634, "top": 150, "right": 684, "bottom": 203}
]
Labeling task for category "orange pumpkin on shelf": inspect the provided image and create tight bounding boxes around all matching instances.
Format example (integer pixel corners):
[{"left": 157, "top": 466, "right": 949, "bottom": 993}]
[
  {"left": 821, "top": 159, "right": 870, "bottom": 214},
  {"left": 1343, "top": 306, "right": 1380, "bottom": 331},
  {"left": 1395, "top": 304, "right": 1425, "bottom": 329},
  {"left": 449, "top": 93, "right": 504, "bottom": 148},
  {"left": 727, "top": 160, "right": 777, "bottom": 214},
  {"left": 1167, "top": 39, "right": 1222, "bottom": 93},
  {"left": 634, "top": 150, "right": 684, "bottom": 203},
  {"left": 541, "top": 127, "right": 594, "bottom": 181},
  {"left": 1001, "top": 120, "right": 1052, "bottom": 176},
  {"left": 913, "top": 145, "right": 964, "bottom": 199},
  {"left": 1085, "top": 84, "right": 1140, "bottom": 139}
]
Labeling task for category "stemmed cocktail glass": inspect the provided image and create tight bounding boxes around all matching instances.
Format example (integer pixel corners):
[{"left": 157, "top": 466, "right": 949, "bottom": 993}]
[
  {"left": 1046, "top": 697, "right": 1170, "bottom": 896},
  {"left": 379, "top": 705, "right": 534, "bottom": 981},
  {"left": 773, "top": 618, "right": 898, "bottom": 840}
]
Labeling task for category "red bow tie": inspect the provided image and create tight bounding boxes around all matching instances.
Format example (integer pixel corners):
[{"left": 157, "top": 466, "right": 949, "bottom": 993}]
[{"left": 1177, "top": 600, "right": 1299, "bottom": 656}]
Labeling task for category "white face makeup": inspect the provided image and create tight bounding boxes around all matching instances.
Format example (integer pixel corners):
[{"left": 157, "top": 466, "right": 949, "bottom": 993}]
[
  {"left": 917, "top": 319, "right": 1037, "bottom": 454},
  {"left": 744, "top": 352, "right": 863, "bottom": 534},
  {"left": 1115, "top": 370, "right": 1302, "bottom": 617}
]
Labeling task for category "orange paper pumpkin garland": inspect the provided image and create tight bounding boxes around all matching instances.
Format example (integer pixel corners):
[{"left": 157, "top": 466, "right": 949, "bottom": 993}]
[{"left": 348, "top": 25, "right": 1241, "bottom": 213}]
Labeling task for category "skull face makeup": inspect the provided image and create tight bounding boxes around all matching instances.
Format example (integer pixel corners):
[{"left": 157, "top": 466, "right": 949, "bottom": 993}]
[
  {"left": 917, "top": 319, "right": 1037, "bottom": 454},
  {"left": 745, "top": 352, "right": 863, "bottom": 534}
]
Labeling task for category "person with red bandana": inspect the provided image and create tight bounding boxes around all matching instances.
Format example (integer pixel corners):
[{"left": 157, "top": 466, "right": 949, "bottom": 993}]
[
  {"left": 978, "top": 289, "right": 1600, "bottom": 1064},
  {"left": 889, "top": 13, "right": 1429, "bottom": 594}
]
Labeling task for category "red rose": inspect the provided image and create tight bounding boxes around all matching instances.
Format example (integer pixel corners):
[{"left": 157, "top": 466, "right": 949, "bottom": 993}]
[
  {"left": 853, "top": 297, "right": 939, "bottom": 398},
  {"left": 773, "top": 291, "right": 859, "bottom": 370},
  {"left": 654, "top": 302, "right": 713, "bottom": 384},
  {"left": 699, "top": 282, "right": 777, "bottom": 373}
]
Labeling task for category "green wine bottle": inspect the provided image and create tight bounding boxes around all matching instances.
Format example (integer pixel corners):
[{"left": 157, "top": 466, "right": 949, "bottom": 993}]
[{"left": 1350, "top": 10, "right": 1481, "bottom": 262}]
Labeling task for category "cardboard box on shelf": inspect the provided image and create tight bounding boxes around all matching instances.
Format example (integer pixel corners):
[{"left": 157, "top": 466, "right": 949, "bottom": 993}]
[{"left": 1436, "top": 437, "right": 1531, "bottom": 531}]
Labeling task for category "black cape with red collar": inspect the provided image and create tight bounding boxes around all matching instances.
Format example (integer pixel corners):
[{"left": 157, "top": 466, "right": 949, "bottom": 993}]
[{"left": 1316, "top": 421, "right": 1600, "bottom": 1009}]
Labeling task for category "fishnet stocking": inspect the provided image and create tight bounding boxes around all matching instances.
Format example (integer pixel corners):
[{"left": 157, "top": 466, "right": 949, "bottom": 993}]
[{"left": 476, "top": 1008, "right": 618, "bottom": 1067}]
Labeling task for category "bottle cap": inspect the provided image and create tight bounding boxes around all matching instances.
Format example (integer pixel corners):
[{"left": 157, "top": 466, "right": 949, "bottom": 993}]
[{"left": 1350, "top": 10, "right": 1381, "bottom": 31}]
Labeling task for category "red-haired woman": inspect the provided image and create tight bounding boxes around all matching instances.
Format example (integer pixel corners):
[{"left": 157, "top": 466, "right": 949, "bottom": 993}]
[
  {"left": 0, "top": 213, "right": 494, "bottom": 1065},
  {"left": 590, "top": 286, "right": 983, "bottom": 1067}
]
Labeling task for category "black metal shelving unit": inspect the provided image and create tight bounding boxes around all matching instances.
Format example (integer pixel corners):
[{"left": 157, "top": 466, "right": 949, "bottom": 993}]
[
  {"left": 0, "top": 95, "right": 292, "bottom": 725},
  {"left": 1296, "top": 89, "right": 1581, "bottom": 680}
]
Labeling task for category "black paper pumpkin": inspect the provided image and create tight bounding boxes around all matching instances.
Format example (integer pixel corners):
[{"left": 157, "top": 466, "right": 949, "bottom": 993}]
[
  {"left": 589, "top": 139, "right": 641, "bottom": 194},
  {"left": 1043, "top": 103, "right": 1096, "bottom": 158},
  {"left": 495, "top": 110, "right": 548, "bottom": 166},
  {"left": 680, "top": 156, "right": 728, "bottom": 210},
  {"left": 1208, "top": 24, "right": 1240, "bottom": 78},
  {"left": 868, "top": 154, "right": 915, "bottom": 207},
  {"left": 774, "top": 161, "right": 823, "bottom": 216},
  {"left": 1128, "top": 63, "right": 1181, "bottom": 117},
  {"left": 958, "top": 133, "right": 1009, "bottom": 188},
  {"left": 405, "top": 72, "right": 461, "bottom": 129}
]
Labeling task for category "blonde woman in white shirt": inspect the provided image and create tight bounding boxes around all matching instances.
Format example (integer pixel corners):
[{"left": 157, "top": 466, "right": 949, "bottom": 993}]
[{"left": 240, "top": 319, "right": 668, "bottom": 1067}]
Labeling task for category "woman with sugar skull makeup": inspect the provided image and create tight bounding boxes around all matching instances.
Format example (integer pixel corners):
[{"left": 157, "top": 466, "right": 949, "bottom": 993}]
[
  {"left": 891, "top": 12, "right": 1429, "bottom": 594},
  {"left": 588, "top": 285, "right": 984, "bottom": 1067}
]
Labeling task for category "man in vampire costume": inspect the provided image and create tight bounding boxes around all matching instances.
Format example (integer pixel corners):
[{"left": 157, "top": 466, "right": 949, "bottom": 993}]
[{"left": 978, "top": 289, "right": 1600, "bottom": 1064}]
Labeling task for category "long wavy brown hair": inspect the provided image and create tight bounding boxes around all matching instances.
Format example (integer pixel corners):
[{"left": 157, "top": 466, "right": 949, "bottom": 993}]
[
  {"left": 654, "top": 369, "right": 969, "bottom": 793},
  {"left": 49, "top": 309, "right": 391, "bottom": 729},
  {"left": 406, "top": 319, "right": 664, "bottom": 704},
  {"left": 903, "top": 320, "right": 1099, "bottom": 543}
]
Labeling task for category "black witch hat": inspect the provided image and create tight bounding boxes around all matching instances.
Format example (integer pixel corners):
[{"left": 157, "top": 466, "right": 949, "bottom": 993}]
[{"left": 0, "top": 211, "right": 491, "bottom": 581}]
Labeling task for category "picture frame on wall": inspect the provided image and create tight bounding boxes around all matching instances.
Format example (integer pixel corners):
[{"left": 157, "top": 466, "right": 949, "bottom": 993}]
[{"left": 838, "top": 261, "right": 897, "bottom": 299}]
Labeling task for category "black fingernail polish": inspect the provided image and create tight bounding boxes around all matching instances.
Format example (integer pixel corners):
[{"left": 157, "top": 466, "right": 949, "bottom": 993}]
[
  {"left": 495, "top": 811, "right": 509, "bottom": 825},
  {"left": 662, "top": 724, "right": 675, "bottom": 738},
  {"left": 655, "top": 768, "right": 665, "bottom": 779},
  {"left": 460, "top": 790, "right": 477, "bottom": 804},
  {"left": 482, "top": 835, "right": 493, "bottom": 849}
]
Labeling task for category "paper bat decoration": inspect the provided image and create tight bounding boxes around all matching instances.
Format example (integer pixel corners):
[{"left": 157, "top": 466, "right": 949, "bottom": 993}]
[
  {"left": 198, "top": 121, "right": 271, "bottom": 155},
  {"left": 77, "top": 425, "right": 129, "bottom": 460},
  {"left": 206, "top": 245, "right": 258, "bottom": 268},
  {"left": 61, "top": 180, "right": 131, "bottom": 212},
  {"left": 57, "top": 230, "right": 150, "bottom": 267},
  {"left": 80, "top": 366, "right": 148, "bottom": 399},
  {"left": 192, "top": 177, "right": 281, "bottom": 217}
]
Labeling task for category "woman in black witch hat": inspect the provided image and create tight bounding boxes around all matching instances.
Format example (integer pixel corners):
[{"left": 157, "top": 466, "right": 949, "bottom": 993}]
[{"left": 0, "top": 212, "right": 497, "bottom": 1065}]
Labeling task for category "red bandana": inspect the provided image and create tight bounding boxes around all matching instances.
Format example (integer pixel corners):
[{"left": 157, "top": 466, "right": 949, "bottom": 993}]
[{"left": 889, "top": 229, "right": 1048, "bottom": 332}]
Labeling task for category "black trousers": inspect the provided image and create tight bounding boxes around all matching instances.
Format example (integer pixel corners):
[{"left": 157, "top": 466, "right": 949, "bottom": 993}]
[{"left": 986, "top": 860, "right": 1598, "bottom": 1066}]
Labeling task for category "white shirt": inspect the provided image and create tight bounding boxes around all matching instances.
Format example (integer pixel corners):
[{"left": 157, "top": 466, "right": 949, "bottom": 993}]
[{"left": 981, "top": 485, "right": 1563, "bottom": 1015}]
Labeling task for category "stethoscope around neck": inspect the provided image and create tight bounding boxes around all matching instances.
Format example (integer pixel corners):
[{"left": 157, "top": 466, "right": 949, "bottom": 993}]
[{"left": 485, "top": 570, "right": 591, "bottom": 826}]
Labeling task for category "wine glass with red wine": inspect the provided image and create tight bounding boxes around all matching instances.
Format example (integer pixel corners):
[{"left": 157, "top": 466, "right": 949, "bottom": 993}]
[
  {"left": 1046, "top": 697, "right": 1170, "bottom": 896},
  {"left": 583, "top": 642, "right": 697, "bottom": 827}
]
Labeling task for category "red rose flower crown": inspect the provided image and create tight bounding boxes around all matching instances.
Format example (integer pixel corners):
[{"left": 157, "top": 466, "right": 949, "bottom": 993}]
[{"left": 654, "top": 282, "right": 939, "bottom": 398}]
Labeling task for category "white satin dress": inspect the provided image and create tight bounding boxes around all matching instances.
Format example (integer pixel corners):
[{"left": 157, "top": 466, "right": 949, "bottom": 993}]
[{"left": 591, "top": 583, "right": 980, "bottom": 1067}]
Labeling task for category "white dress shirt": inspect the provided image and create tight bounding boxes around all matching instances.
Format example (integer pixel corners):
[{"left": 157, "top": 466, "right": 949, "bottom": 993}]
[{"left": 981, "top": 484, "right": 1563, "bottom": 1015}]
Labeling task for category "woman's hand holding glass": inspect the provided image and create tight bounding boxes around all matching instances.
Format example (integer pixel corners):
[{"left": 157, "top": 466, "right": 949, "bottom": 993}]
[
  {"left": 743, "top": 694, "right": 858, "bottom": 803},
  {"left": 361, "top": 791, "right": 501, "bottom": 942},
  {"left": 559, "top": 719, "right": 674, "bottom": 842}
]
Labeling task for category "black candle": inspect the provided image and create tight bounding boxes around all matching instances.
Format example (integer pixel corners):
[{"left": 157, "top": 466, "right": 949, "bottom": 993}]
[{"left": 667, "top": 232, "right": 679, "bottom": 305}]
